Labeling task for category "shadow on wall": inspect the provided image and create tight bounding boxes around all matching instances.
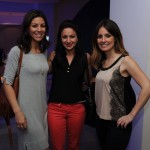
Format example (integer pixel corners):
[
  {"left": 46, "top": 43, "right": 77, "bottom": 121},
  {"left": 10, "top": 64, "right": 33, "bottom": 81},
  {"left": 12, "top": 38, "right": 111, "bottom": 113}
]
[
  {"left": 73, "top": 0, "right": 110, "bottom": 53},
  {"left": 0, "top": 25, "right": 21, "bottom": 55}
]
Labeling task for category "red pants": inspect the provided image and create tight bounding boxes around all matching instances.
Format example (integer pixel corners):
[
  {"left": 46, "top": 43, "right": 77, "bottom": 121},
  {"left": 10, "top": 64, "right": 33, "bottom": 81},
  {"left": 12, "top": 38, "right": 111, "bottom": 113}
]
[{"left": 48, "top": 103, "right": 85, "bottom": 150}]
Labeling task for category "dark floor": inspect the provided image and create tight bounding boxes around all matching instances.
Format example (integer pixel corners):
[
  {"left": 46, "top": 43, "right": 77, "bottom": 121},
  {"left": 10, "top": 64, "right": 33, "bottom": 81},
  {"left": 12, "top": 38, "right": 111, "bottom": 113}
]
[{"left": 0, "top": 118, "right": 101, "bottom": 150}]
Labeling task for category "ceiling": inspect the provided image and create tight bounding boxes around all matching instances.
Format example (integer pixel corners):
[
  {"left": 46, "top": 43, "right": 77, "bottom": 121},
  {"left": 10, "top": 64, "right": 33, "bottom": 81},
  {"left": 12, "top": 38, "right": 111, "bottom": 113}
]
[
  {"left": 0, "top": 0, "right": 61, "bottom": 3},
  {"left": 0, "top": 0, "right": 62, "bottom": 18}
]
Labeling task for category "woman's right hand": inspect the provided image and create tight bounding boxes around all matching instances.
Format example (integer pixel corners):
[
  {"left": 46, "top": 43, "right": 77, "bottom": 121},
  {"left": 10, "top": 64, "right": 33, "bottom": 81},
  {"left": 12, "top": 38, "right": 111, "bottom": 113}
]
[
  {"left": 15, "top": 111, "right": 27, "bottom": 130},
  {"left": 117, "top": 113, "right": 134, "bottom": 128},
  {"left": 48, "top": 51, "right": 55, "bottom": 73}
]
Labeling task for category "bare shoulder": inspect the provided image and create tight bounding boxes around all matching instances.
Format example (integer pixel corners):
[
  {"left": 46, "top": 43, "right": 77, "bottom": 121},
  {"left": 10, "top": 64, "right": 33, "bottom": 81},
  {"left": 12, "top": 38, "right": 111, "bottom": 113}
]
[
  {"left": 48, "top": 51, "right": 55, "bottom": 66},
  {"left": 50, "top": 50, "right": 55, "bottom": 58},
  {"left": 85, "top": 52, "right": 91, "bottom": 63},
  {"left": 122, "top": 55, "right": 138, "bottom": 68},
  {"left": 48, "top": 51, "right": 55, "bottom": 61},
  {"left": 0, "top": 76, "right": 4, "bottom": 83},
  {"left": 121, "top": 55, "right": 146, "bottom": 78},
  {"left": 85, "top": 52, "right": 90, "bottom": 57}
]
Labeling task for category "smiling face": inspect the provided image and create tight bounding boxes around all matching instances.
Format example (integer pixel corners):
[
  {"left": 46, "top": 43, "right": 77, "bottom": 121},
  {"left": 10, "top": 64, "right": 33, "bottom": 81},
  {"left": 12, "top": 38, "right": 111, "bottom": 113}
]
[
  {"left": 29, "top": 17, "right": 46, "bottom": 44},
  {"left": 61, "top": 27, "right": 78, "bottom": 52},
  {"left": 97, "top": 26, "right": 115, "bottom": 53}
]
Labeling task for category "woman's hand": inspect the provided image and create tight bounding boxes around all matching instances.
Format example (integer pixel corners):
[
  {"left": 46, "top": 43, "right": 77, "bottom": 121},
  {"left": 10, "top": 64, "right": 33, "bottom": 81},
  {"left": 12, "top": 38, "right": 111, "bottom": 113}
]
[
  {"left": 15, "top": 111, "right": 27, "bottom": 130},
  {"left": 48, "top": 51, "right": 55, "bottom": 73},
  {"left": 117, "top": 113, "right": 134, "bottom": 128}
]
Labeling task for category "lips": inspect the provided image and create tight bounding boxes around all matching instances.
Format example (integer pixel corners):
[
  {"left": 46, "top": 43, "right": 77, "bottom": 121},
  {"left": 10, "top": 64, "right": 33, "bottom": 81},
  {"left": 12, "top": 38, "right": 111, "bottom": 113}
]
[
  {"left": 100, "top": 42, "right": 108, "bottom": 45},
  {"left": 100, "top": 43, "right": 109, "bottom": 47},
  {"left": 35, "top": 33, "right": 44, "bottom": 37},
  {"left": 66, "top": 44, "right": 72, "bottom": 47},
  {"left": 65, "top": 43, "right": 73, "bottom": 47}
]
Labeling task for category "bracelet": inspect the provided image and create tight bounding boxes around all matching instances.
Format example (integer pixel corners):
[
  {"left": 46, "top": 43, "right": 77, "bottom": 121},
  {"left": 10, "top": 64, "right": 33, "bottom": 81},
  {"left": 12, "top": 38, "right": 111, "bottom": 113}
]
[{"left": 129, "top": 113, "right": 135, "bottom": 119}]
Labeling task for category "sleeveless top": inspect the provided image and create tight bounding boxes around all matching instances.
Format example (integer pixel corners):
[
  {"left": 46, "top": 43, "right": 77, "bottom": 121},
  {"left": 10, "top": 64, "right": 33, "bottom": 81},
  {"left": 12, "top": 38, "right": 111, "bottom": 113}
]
[
  {"left": 95, "top": 55, "right": 136, "bottom": 121},
  {"left": 48, "top": 53, "right": 87, "bottom": 104}
]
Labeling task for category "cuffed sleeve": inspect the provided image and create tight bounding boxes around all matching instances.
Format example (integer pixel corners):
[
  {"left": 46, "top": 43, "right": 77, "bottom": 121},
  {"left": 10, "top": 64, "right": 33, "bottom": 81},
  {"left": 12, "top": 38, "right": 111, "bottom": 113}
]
[{"left": 3, "top": 46, "right": 20, "bottom": 85}]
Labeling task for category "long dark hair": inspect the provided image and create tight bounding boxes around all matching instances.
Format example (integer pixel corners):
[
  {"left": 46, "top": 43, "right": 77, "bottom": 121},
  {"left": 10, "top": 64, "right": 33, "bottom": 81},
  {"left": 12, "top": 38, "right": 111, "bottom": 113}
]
[
  {"left": 0, "top": 48, "right": 6, "bottom": 66},
  {"left": 0, "top": 48, "right": 3, "bottom": 66},
  {"left": 55, "top": 20, "right": 83, "bottom": 56},
  {"left": 17, "top": 9, "right": 50, "bottom": 53},
  {"left": 91, "top": 19, "right": 129, "bottom": 69}
]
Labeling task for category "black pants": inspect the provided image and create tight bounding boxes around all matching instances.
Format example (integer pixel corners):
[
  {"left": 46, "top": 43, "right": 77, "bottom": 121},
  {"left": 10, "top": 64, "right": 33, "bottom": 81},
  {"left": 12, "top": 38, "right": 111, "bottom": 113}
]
[{"left": 95, "top": 115, "right": 132, "bottom": 150}]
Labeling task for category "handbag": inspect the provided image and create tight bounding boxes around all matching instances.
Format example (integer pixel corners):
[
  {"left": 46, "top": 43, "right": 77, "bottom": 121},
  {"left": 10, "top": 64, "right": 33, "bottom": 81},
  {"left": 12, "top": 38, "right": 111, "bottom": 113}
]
[
  {"left": 83, "top": 55, "right": 96, "bottom": 127},
  {"left": 0, "top": 49, "right": 23, "bottom": 146}
]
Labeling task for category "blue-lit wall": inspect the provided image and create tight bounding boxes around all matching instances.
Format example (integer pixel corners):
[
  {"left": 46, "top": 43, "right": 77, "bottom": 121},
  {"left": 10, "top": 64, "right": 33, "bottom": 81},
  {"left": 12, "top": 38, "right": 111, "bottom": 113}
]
[{"left": 0, "top": 2, "right": 54, "bottom": 51}]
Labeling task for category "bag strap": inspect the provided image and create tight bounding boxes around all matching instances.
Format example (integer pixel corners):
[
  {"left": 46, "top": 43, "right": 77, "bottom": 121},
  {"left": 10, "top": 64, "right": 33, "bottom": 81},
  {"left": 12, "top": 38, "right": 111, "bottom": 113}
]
[
  {"left": 85, "top": 54, "right": 92, "bottom": 104},
  {"left": 6, "top": 49, "right": 23, "bottom": 147},
  {"left": 17, "top": 49, "right": 23, "bottom": 76},
  {"left": 85, "top": 53, "right": 90, "bottom": 86}
]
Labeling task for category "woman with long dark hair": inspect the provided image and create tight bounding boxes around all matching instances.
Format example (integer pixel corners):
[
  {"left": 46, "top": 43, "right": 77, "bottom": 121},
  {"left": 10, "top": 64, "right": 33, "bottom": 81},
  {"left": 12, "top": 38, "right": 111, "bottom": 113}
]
[
  {"left": 47, "top": 20, "right": 90, "bottom": 150},
  {"left": 3, "top": 10, "right": 50, "bottom": 150}
]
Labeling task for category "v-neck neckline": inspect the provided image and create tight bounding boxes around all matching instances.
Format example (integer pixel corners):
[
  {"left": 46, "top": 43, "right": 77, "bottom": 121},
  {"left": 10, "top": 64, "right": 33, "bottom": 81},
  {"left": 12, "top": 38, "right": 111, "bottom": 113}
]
[{"left": 65, "top": 54, "right": 76, "bottom": 66}]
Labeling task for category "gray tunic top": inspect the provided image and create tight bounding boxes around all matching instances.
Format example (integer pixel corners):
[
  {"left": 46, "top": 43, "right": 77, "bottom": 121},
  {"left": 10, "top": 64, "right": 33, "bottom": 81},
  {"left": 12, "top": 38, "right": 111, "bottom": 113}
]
[{"left": 4, "top": 46, "right": 49, "bottom": 150}]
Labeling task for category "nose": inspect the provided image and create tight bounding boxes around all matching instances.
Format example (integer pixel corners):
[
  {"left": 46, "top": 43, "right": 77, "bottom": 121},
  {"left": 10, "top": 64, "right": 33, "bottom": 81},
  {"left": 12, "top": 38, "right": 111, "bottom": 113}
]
[
  {"left": 37, "top": 26, "right": 42, "bottom": 31},
  {"left": 66, "top": 37, "right": 71, "bottom": 43},
  {"left": 101, "top": 36, "right": 106, "bottom": 42}
]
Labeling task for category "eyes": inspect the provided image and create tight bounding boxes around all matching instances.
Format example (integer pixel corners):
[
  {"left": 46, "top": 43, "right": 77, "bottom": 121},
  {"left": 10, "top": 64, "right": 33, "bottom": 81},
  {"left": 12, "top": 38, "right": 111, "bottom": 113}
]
[
  {"left": 97, "top": 34, "right": 112, "bottom": 39},
  {"left": 61, "top": 35, "right": 77, "bottom": 40},
  {"left": 31, "top": 23, "right": 46, "bottom": 29}
]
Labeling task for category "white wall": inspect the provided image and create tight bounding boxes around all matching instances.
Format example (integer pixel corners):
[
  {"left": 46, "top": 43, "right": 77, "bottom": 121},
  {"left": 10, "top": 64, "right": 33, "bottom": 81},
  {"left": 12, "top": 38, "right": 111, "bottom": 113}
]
[{"left": 110, "top": 1, "right": 150, "bottom": 150}]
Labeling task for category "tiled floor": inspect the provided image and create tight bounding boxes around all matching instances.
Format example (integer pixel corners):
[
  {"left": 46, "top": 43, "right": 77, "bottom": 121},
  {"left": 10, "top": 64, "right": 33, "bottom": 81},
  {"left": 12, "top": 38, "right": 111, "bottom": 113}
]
[{"left": 0, "top": 118, "right": 101, "bottom": 150}]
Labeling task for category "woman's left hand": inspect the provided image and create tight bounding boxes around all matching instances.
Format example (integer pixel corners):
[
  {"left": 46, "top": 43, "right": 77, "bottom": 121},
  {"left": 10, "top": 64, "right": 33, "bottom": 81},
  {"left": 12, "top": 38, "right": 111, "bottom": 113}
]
[
  {"left": 117, "top": 114, "right": 134, "bottom": 128},
  {"left": 15, "top": 111, "right": 27, "bottom": 130}
]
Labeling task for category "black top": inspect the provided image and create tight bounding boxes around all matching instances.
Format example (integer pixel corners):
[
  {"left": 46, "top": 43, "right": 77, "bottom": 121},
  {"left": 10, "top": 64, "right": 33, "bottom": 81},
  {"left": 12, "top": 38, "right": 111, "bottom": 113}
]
[{"left": 48, "top": 53, "right": 87, "bottom": 104}]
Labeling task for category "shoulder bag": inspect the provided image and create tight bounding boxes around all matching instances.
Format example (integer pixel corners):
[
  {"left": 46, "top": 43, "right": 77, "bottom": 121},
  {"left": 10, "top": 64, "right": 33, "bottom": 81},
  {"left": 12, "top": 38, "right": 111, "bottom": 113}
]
[
  {"left": 83, "top": 54, "right": 96, "bottom": 127},
  {"left": 0, "top": 49, "right": 23, "bottom": 147}
]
